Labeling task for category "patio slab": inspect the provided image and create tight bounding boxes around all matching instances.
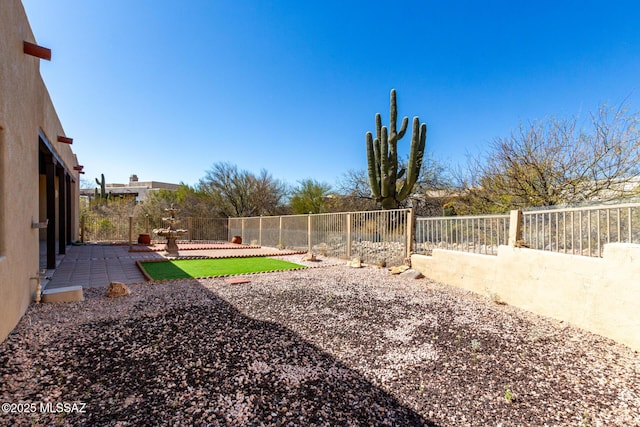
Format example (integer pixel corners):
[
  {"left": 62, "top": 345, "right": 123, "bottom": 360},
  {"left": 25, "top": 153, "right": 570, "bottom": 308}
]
[{"left": 44, "top": 243, "right": 306, "bottom": 290}]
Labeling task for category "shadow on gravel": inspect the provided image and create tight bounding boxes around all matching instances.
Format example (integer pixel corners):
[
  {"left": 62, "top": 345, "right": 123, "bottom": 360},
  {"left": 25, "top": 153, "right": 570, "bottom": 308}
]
[{"left": 0, "top": 283, "right": 439, "bottom": 426}]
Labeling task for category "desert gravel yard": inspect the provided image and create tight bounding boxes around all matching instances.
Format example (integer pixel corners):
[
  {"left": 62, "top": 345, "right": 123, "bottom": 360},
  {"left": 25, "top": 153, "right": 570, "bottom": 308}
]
[{"left": 1, "top": 256, "right": 639, "bottom": 426}]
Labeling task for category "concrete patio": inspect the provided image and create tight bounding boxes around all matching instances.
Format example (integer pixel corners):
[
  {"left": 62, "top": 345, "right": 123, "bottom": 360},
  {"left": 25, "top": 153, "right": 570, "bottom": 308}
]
[{"left": 41, "top": 243, "right": 306, "bottom": 291}]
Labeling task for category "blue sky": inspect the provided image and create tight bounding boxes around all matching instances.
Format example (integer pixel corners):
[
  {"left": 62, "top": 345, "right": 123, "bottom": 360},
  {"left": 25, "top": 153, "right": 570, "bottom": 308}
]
[{"left": 22, "top": 0, "right": 640, "bottom": 190}]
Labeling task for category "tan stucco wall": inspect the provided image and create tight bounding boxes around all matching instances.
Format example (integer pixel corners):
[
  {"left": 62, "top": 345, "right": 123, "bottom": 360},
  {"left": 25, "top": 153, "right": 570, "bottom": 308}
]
[
  {"left": 0, "top": 0, "right": 80, "bottom": 342},
  {"left": 412, "top": 243, "right": 640, "bottom": 350}
]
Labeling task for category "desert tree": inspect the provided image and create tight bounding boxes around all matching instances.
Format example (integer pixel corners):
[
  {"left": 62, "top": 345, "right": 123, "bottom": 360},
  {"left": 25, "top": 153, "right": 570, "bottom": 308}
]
[
  {"left": 334, "top": 169, "right": 379, "bottom": 212},
  {"left": 459, "top": 102, "right": 640, "bottom": 211},
  {"left": 289, "top": 179, "right": 332, "bottom": 214},
  {"left": 133, "top": 189, "right": 180, "bottom": 228},
  {"left": 135, "top": 184, "right": 216, "bottom": 223},
  {"left": 248, "top": 168, "right": 290, "bottom": 216},
  {"left": 198, "top": 162, "right": 288, "bottom": 217},
  {"left": 406, "top": 154, "right": 456, "bottom": 216}
]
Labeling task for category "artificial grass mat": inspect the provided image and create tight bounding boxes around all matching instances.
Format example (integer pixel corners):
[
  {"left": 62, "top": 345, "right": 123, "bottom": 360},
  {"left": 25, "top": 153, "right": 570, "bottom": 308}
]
[{"left": 140, "top": 257, "right": 306, "bottom": 280}]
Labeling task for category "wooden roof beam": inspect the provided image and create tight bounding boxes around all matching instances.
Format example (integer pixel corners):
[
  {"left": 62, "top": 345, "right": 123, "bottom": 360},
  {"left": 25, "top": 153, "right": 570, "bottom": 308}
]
[
  {"left": 23, "top": 41, "right": 51, "bottom": 61},
  {"left": 58, "top": 135, "right": 73, "bottom": 144}
]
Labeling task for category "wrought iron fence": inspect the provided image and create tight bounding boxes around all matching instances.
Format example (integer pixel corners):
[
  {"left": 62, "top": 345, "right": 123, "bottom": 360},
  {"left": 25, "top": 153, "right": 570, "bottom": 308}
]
[
  {"left": 229, "top": 209, "right": 412, "bottom": 266},
  {"left": 80, "top": 214, "right": 228, "bottom": 243},
  {"left": 414, "top": 214, "right": 510, "bottom": 256},
  {"left": 522, "top": 202, "right": 640, "bottom": 257},
  {"left": 414, "top": 202, "right": 640, "bottom": 258},
  {"left": 80, "top": 202, "right": 640, "bottom": 260},
  {"left": 80, "top": 214, "right": 132, "bottom": 243}
]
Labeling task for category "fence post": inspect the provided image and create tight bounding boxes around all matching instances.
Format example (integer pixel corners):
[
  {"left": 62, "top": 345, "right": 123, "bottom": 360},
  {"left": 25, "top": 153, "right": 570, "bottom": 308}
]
[
  {"left": 80, "top": 215, "right": 85, "bottom": 243},
  {"left": 187, "top": 217, "right": 193, "bottom": 241},
  {"left": 406, "top": 208, "right": 414, "bottom": 259},
  {"left": 346, "top": 212, "right": 352, "bottom": 258},
  {"left": 307, "top": 214, "right": 312, "bottom": 253},
  {"left": 241, "top": 218, "right": 245, "bottom": 243},
  {"left": 259, "top": 216, "right": 263, "bottom": 246},
  {"left": 128, "top": 215, "right": 133, "bottom": 249},
  {"left": 279, "top": 216, "right": 283, "bottom": 248},
  {"left": 508, "top": 210, "right": 523, "bottom": 247}
]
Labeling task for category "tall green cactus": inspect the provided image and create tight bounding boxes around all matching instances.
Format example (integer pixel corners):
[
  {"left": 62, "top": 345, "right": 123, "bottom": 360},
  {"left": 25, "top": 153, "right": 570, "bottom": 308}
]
[
  {"left": 366, "top": 89, "right": 427, "bottom": 209},
  {"left": 95, "top": 173, "right": 106, "bottom": 199}
]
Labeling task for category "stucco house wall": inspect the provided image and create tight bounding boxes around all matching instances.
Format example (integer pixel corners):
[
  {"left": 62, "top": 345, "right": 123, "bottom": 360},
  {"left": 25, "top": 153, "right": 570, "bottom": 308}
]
[{"left": 0, "top": 1, "right": 80, "bottom": 342}]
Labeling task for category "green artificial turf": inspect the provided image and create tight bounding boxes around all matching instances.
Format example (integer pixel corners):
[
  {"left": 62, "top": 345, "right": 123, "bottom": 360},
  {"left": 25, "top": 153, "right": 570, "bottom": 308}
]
[{"left": 140, "top": 257, "right": 306, "bottom": 280}]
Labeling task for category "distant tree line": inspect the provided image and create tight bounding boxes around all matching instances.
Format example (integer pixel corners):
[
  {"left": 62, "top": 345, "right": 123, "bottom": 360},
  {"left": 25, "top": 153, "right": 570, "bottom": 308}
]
[{"left": 84, "top": 101, "right": 640, "bottom": 221}]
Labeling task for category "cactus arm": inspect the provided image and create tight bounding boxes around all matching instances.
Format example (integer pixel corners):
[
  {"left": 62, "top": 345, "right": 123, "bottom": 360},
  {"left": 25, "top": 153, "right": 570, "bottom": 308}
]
[
  {"left": 398, "top": 119, "right": 427, "bottom": 201},
  {"left": 366, "top": 132, "right": 381, "bottom": 200},
  {"left": 390, "top": 89, "right": 397, "bottom": 137},
  {"left": 398, "top": 116, "right": 409, "bottom": 140},
  {"left": 389, "top": 131, "right": 398, "bottom": 198},
  {"left": 387, "top": 89, "right": 404, "bottom": 197},
  {"left": 389, "top": 89, "right": 409, "bottom": 142},
  {"left": 374, "top": 113, "right": 382, "bottom": 176},
  {"left": 373, "top": 137, "right": 381, "bottom": 177},
  {"left": 380, "top": 126, "right": 390, "bottom": 199}
]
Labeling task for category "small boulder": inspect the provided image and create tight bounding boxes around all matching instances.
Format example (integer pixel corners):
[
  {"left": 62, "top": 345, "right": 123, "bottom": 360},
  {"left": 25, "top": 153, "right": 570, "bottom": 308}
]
[
  {"left": 389, "top": 265, "right": 410, "bottom": 275},
  {"left": 399, "top": 269, "right": 424, "bottom": 279},
  {"left": 376, "top": 259, "right": 387, "bottom": 268},
  {"left": 106, "top": 282, "right": 131, "bottom": 298},
  {"left": 347, "top": 257, "right": 362, "bottom": 268},
  {"left": 301, "top": 252, "right": 317, "bottom": 262}
]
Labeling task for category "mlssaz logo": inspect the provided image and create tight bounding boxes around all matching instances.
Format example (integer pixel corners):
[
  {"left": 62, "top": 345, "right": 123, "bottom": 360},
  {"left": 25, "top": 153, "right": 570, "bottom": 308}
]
[{"left": 40, "top": 402, "right": 87, "bottom": 414}]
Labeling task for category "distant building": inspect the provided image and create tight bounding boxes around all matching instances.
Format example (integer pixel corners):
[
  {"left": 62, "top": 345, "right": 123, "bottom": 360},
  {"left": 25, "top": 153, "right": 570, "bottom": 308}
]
[{"left": 80, "top": 174, "right": 180, "bottom": 203}]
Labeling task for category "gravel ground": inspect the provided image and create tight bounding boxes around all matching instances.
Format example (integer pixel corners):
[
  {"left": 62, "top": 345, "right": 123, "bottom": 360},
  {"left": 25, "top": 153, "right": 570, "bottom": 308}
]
[{"left": 1, "top": 255, "right": 639, "bottom": 426}]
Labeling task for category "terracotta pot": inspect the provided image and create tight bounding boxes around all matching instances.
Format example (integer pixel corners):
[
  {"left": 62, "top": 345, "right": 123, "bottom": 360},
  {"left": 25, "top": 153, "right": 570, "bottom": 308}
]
[
  {"left": 137, "top": 233, "right": 151, "bottom": 245},
  {"left": 231, "top": 235, "right": 242, "bottom": 244}
]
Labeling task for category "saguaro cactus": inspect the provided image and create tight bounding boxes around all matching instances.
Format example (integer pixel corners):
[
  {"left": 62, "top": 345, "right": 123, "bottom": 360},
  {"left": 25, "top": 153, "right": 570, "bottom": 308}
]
[
  {"left": 95, "top": 173, "right": 106, "bottom": 199},
  {"left": 366, "top": 89, "right": 427, "bottom": 209}
]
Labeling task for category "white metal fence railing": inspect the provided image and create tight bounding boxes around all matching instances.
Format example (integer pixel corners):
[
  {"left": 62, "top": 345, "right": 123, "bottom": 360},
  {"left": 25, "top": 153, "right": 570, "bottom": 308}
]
[
  {"left": 80, "top": 202, "right": 640, "bottom": 260},
  {"left": 229, "top": 209, "right": 412, "bottom": 266},
  {"left": 522, "top": 202, "right": 640, "bottom": 257},
  {"left": 414, "top": 214, "right": 510, "bottom": 256}
]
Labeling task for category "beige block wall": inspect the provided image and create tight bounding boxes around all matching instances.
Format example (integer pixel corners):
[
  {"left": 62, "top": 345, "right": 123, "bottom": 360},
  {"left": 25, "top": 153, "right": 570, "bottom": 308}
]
[
  {"left": 0, "top": 0, "right": 80, "bottom": 342},
  {"left": 412, "top": 243, "right": 640, "bottom": 350}
]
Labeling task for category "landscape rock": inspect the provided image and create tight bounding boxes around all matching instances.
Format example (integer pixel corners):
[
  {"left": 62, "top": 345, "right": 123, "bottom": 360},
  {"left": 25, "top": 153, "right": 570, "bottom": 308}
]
[
  {"left": 399, "top": 269, "right": 424, "bottom": 279},
  {"left": 347, "top": 257, "right": 362, "bottom": 268},
  {"left": 1, "top": 267, "right": 638, "bottom": 426},
  {"left": 301, "top": 252, "right": 317, "bottom": 262},
  {"left": 106, "top": 282, "right": 131, "bottom": 298},
  {"left": 389, "top": 265, "right": 410, "bottom": 275}
]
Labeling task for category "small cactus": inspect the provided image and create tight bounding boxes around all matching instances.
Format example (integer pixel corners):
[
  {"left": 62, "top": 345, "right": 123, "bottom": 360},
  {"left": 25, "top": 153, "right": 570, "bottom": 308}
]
[{"left": 95, "top": 174, "right": 106, "bottom": 199}]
